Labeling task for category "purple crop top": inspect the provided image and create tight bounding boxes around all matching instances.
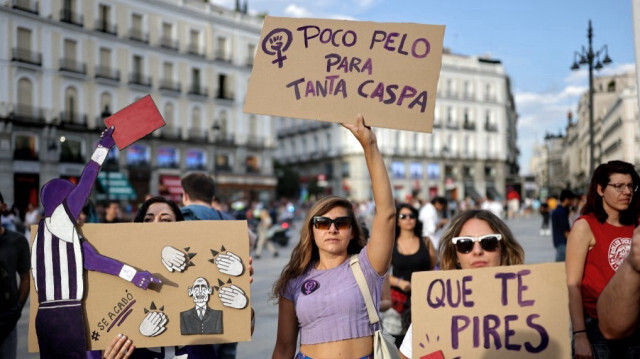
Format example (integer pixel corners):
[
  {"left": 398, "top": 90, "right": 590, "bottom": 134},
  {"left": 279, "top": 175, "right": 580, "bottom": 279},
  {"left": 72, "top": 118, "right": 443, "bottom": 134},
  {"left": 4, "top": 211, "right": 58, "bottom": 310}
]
[{"left": 283, "top": 246, "right": 385, "bottom": 345}]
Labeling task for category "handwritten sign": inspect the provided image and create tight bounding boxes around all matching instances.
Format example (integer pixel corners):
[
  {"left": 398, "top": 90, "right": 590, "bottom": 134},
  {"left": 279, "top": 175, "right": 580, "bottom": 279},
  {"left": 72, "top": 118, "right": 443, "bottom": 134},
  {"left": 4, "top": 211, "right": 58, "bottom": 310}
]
[
  {"left": 411, "top": 263, "right": 570, "bottom": 358},
  {"left": 244, "top": 16, "right": 445, "bottom": 133},
  {"left": 29, "top": 221, "right": 251, "bottom": 351}
]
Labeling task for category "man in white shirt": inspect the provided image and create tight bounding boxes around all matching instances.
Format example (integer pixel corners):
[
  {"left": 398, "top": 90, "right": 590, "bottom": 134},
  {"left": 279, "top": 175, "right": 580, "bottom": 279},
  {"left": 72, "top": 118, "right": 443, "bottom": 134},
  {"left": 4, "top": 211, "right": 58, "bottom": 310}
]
[
  {"left": 481, "top": 193, "right": 504, "bottom": 219},
  {"left": 419, "top": 197, "right": 448, "bottom": 251}
]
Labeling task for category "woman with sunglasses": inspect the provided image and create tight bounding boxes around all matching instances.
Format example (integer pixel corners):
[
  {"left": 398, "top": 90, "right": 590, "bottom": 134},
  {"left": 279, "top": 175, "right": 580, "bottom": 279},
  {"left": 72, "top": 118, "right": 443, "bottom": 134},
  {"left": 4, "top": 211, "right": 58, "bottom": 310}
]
[
  {"left": 271, "top": 115, "right": 395, "bottom": 359},
  {"left": 566, "top": 160, "right": 640, "bottom": 359},
  {"left": 388, "top": 203, "right": 436, "bottom": 346},
  {"left": 398, "top": 209, "right": 524, "bottom": 358}
]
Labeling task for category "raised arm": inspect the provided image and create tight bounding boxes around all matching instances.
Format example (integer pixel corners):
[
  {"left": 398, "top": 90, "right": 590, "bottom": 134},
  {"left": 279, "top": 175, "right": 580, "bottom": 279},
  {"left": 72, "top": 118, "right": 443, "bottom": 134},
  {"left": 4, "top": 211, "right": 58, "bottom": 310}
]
[
  {"left": 342, "top": 114, "right": 395, "bottom": 275},
  {"left": 565, "top": 218, "right": 594, "bottom": 358},
  {"left": 597, "top": 226, "right": 640, "bottom": 339},
  {"left": 66, "top": 127, "right": 116, "bottom": 218}
]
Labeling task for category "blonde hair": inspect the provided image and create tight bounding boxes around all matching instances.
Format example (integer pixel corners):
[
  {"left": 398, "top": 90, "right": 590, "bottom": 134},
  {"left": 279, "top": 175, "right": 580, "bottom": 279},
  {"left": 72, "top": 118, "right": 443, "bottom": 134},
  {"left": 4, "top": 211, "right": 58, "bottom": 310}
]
[
  {"left": 271, "top": 196, "right": 365, "bottom": 301},
  {"left": 438, "top": 209, "right": 524, "bottom": 270}
]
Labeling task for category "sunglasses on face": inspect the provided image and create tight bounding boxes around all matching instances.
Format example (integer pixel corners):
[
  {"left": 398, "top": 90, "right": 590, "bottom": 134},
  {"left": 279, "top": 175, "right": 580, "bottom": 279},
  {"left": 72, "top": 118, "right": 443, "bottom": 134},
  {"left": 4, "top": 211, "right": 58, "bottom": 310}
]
[
  {"left": 313, "top": 216, "right": 353, "bottom": 230},
  {"left": 398, "top": 213, "right": 416, "bottom": 220},
  {"left": 452, "top": 234, "right": 502, "bottom": 254}
]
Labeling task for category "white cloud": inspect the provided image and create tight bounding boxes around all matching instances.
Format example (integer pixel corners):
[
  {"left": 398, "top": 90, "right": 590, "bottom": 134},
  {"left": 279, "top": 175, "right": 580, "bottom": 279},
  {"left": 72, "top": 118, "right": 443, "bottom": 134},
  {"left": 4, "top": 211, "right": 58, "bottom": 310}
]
[{"left": 284, "top": 4, "right": 313, "bottom": 17}]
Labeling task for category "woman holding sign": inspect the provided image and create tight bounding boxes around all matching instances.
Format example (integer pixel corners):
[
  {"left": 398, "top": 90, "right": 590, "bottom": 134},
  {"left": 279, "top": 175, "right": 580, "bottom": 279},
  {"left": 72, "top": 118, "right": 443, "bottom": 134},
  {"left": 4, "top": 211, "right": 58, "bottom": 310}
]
[
  {"left": 398, "top": 209, "right": 525, "bottom": 358},
  {"left": 271, "top": 114, "right": 395, "bottom": 359},
  {"left": 566, "top": 161, "right": 640, "bottom": 358}
]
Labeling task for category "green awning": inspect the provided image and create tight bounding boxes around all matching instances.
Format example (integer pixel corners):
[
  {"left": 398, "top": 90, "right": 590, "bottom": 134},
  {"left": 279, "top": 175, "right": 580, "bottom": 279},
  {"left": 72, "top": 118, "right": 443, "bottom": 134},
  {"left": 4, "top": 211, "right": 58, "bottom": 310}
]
[{"left": 96, "top": 172, "right": 137, "bottom": 200}]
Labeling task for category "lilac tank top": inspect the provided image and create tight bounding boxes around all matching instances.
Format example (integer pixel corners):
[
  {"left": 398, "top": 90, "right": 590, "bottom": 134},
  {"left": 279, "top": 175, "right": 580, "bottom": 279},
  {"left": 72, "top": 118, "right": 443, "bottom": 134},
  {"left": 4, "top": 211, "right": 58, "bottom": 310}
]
[{"left": 283, "top": 246, "right": 384, "bottom": 344}]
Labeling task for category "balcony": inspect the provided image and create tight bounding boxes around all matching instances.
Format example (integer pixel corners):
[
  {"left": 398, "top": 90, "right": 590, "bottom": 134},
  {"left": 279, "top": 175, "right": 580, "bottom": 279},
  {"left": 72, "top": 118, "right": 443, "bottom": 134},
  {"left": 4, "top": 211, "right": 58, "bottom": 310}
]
[
  {"left": 214, "top": 50, "right": 231, "bottom": 63},
  {"left": 59, "top": 58, "right": 87, "bottom": 75},
  {"left": 129, "top": 29, "right": 149, "bottom": 43},
  {"left": 128, "top": 73, "right": 152, "bottom": 88},
  {"left": 59, "top": 112, "right": 88, "bottom": 130},
  {"left": 188, "top": 85, "right": 208, "bottom": 98},
  {"left": 159, "top": 79, "right": 181, "bottom": 93},
  {"left": 95, "top": 66, "right": 120, "bottom": 82},
  {"left": 60, "top": 9, "right": 83, "bottom": 27},
  {"left": 10, "top": 104, "right": 46, "bottom": 126},
  {"left": 159, "top": 36, "right": 179, "bottom": 51},
  {"left": 246, "top": 135, "right": 265, "bottom": 149},
  {"left": 485, "top": 122, "right": 498, "bottom": 132},
  {"left": 94, "top": 20, "right": 117, "bottom": 36},
  {"left": 188, "top": 128, "right": 207, "bottom": 143},
  {"left": 462, "top": 120, "right": 476, "bottom": 131},
  {"left": 445, "top": 121, "right": 459, "bottom": 130},
  {"left": 187, "top": 44, "right": 204, "bottom": 57},
  {"left": 12, "top": 0, "right": 38, "bottom": 14},
  {"left": 11, "top": 47, "right": 41, "bottom": 66},
  {"left": 212, "top": 133, "right": 235, "bottom": 147},
  {"left": 215, "top": 90, "right": 234, "bottom": 101},
  {"left": 159, "top": 126, "right": 181, "bottom": 140}
]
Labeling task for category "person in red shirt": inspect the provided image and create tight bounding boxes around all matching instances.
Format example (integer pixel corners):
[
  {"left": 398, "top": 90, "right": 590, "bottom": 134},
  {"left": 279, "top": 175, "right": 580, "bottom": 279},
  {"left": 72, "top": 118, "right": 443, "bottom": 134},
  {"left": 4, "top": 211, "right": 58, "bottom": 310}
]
[{"left": 566, "top": 160, "right": 640, "bottom": 358}]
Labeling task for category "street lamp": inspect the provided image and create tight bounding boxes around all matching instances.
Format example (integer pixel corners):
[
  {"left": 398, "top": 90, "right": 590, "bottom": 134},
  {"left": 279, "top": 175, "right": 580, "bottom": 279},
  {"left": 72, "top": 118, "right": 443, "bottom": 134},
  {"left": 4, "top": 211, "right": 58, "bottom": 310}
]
[{"left": 571, "top": 19, "right": 612, "bottom": 176}]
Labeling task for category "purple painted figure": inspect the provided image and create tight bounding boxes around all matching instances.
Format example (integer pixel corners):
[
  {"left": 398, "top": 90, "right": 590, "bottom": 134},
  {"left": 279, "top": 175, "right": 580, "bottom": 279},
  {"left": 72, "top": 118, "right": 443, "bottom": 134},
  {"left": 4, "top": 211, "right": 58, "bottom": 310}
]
[{"left": 31, "top": 127, "right": 161, "bottom": 359}]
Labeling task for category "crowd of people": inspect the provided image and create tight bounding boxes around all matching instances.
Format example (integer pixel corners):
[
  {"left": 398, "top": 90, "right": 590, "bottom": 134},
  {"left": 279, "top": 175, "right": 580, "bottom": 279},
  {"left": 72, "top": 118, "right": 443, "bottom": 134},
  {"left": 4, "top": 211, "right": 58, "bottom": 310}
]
[{"left": 1, "top": 118, "right": 640, "bottom": 359}]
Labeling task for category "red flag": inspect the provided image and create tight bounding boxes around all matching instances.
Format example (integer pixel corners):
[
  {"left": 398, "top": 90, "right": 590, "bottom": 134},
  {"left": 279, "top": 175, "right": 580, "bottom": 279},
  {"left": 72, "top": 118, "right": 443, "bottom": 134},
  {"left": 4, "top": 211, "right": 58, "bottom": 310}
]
[{"left": 105, "top": 95, "right": 165, "bottom": 149}]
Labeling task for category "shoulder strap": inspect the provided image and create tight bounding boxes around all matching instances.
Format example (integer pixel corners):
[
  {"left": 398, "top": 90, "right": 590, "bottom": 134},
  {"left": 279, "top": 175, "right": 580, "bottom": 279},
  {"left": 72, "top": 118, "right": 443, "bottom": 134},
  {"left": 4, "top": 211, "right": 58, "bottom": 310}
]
[{"left": 349, "top": 254, "right": 380, "bottom": 325}]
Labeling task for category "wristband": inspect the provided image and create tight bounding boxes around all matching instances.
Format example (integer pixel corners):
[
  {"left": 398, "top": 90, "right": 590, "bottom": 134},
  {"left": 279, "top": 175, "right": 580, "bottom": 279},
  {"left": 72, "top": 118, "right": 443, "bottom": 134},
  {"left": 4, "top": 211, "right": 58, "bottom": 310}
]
[
  {"left": 573, "top": 330, "right": 586, "bottom": 335},
  {"left": 91, "top": 145, "right": 109, "bottom": 165},
  {"left": 119, "top": 264, "right": 137, "bottom": 282}
]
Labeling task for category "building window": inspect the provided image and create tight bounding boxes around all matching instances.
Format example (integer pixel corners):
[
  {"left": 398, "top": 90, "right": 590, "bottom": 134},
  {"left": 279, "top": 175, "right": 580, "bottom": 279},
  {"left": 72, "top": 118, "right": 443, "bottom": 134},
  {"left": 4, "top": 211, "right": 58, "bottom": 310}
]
[
  {"left": 391, "top": 161, "right": 405, "bottom": 179},
  {"left": 17, "top": 77, "right": 33, "bottom": 109},
  {"left": 341, "top": 162, "right": 350, "bottom": 178},
  {"left": 99, "top": 92, "right": 112, "bottom": 118},
  {"left": 216, "top": 36, "right": 227, "bottom": 61},
  {"left": 60, "top": 137, "right": 83, "bottom": 163},
  {"left": 126, "top": 144, "right": 150, "bottom": 167},
  {"left": 186, "top": 149, "right": 206, "bottom": 170},
  {"left": 246, "top": 155, "right": 259, "bottom": 173},
  {"left": 14, "top": 133, "right": 38, "bottom": 160},
  {"left": 215, "top": 153, "right": 232, "bottom": 172},
  {"left": 157, "top": 147, "right": 179, "bottom": 168},
  {"left": 63, "top": 87, "right": 79, "bottom": 123}
]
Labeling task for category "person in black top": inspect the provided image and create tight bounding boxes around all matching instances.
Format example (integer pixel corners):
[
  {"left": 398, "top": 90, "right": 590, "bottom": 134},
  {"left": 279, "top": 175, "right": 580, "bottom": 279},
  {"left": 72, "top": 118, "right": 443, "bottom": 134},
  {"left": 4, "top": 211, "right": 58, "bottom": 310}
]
[
  {"left": 389, "top": 203, "right": 436, "bottom": 347},
  {"left": 551, "top": 189, "right": 575, "bottom": 261}
]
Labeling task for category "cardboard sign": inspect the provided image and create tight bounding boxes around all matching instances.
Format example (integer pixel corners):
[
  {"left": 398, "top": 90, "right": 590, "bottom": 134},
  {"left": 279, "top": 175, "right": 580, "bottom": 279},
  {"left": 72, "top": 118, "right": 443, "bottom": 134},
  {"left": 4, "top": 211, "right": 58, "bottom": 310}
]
[
  {"left": 244, "top": 16, "right": 445, "bottom": 133},
  {"left": 105, "top": 95, "right": 165, "bottom": 149},
  {"left": 29, "top": 221, "right": 251, "bottom": 351},
  {"left": 411, "top": 263, "right": 570, "bottom": 358}
]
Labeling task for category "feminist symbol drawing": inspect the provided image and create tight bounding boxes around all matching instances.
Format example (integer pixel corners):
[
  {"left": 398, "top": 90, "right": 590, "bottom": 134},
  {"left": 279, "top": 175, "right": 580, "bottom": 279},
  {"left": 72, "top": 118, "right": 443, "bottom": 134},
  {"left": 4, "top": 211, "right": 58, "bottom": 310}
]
[
  {"left": 261, "top": 28, "right": 293, "bottom": 68},
  {"left": 301, "top": 279, "right": 319, "bottom": 295}
]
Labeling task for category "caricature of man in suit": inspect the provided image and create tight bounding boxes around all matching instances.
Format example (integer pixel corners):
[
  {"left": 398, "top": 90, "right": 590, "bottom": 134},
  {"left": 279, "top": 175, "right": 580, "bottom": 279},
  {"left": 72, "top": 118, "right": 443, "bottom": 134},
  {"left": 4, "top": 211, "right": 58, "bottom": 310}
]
[{"left": 180, "top": 277, "right": 223, "bottom": 335}]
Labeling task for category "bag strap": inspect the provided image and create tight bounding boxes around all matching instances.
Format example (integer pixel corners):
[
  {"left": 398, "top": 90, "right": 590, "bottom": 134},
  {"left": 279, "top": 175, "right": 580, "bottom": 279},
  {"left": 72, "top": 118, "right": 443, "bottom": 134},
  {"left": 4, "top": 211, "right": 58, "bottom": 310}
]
[{"left": 349, "top": 254, "right": 380, "bottom": 325}]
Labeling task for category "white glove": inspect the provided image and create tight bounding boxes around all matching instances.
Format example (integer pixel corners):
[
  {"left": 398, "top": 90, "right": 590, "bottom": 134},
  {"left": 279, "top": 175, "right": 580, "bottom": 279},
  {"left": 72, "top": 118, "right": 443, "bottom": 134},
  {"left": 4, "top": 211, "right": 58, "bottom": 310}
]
[
  {"left": 218, "top": 284, "right": 248, "bottom": 309},
  {"left": 215, "top": 252, "right": 244, "bottom": 276},
  {"left": 161, "top": 246, "right": 187, "bottom": 272},
  {"left": 139, "top": 311, "right": 168, "bottom": 337}
]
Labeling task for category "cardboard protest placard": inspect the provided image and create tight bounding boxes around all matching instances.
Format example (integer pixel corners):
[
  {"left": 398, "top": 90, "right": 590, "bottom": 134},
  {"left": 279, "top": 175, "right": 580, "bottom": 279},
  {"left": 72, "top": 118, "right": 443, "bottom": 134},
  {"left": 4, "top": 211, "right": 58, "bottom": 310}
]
[
  {"left": 244, "top": 16, "right": 445, "bottom": 133},
  {"left": 29, "top": 221, "right": 251, "bottom": 351},
  {"left": 105, "top": 95, "right": 165, "bottom": 149},
  {"left": 411, "top": 263, "right": 570, "bottom": 358}
]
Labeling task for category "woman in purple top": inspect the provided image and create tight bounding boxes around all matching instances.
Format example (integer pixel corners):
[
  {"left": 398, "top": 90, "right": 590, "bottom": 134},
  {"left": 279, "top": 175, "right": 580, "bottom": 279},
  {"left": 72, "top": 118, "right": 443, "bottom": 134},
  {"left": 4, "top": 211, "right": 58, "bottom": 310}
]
[{"left": 272, "top": 115, "right": 395, "bottom": 359}]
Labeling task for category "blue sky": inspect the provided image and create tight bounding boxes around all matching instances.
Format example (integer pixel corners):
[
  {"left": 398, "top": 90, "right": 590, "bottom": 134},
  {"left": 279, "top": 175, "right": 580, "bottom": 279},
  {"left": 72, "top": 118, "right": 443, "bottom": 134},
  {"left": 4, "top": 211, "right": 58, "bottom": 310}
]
[{"left": 215, "top": 0, "right": 637, "bottom": 175}]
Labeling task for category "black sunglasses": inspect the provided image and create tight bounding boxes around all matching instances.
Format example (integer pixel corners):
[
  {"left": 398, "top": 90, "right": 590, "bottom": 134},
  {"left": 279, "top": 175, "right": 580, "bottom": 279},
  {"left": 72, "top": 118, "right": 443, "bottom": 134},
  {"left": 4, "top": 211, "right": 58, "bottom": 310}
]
[
  {"left": 452, "top": 234, "right": 502, "bottom": 254},
  {"left": 313, "top": 216, "right": 353, "bottom": 230},
  {"left": 398, "top": 213, "right": 417, "bottom": 220}
]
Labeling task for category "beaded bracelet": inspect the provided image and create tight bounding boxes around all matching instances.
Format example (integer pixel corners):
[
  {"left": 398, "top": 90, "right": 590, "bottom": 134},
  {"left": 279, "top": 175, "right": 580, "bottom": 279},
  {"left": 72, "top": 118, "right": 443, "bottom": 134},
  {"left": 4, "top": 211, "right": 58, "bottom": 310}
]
[{"left": 573, "top": 330, "right": 586, "bottom": 335}]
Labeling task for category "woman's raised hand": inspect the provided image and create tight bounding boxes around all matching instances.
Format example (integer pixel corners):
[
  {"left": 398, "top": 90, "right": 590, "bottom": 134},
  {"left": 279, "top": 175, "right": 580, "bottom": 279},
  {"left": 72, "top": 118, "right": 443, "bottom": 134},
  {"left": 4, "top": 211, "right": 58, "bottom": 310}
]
[{"left": 342, "top": 114, "right": 377, "bottom": 149}]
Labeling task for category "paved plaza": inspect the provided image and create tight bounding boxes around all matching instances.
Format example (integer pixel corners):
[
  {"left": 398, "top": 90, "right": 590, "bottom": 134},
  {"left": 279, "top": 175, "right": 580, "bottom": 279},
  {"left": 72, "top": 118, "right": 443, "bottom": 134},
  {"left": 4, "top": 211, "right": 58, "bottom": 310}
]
[{"left": 15, "top": 214, "right": 557, "bottom": 359}]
